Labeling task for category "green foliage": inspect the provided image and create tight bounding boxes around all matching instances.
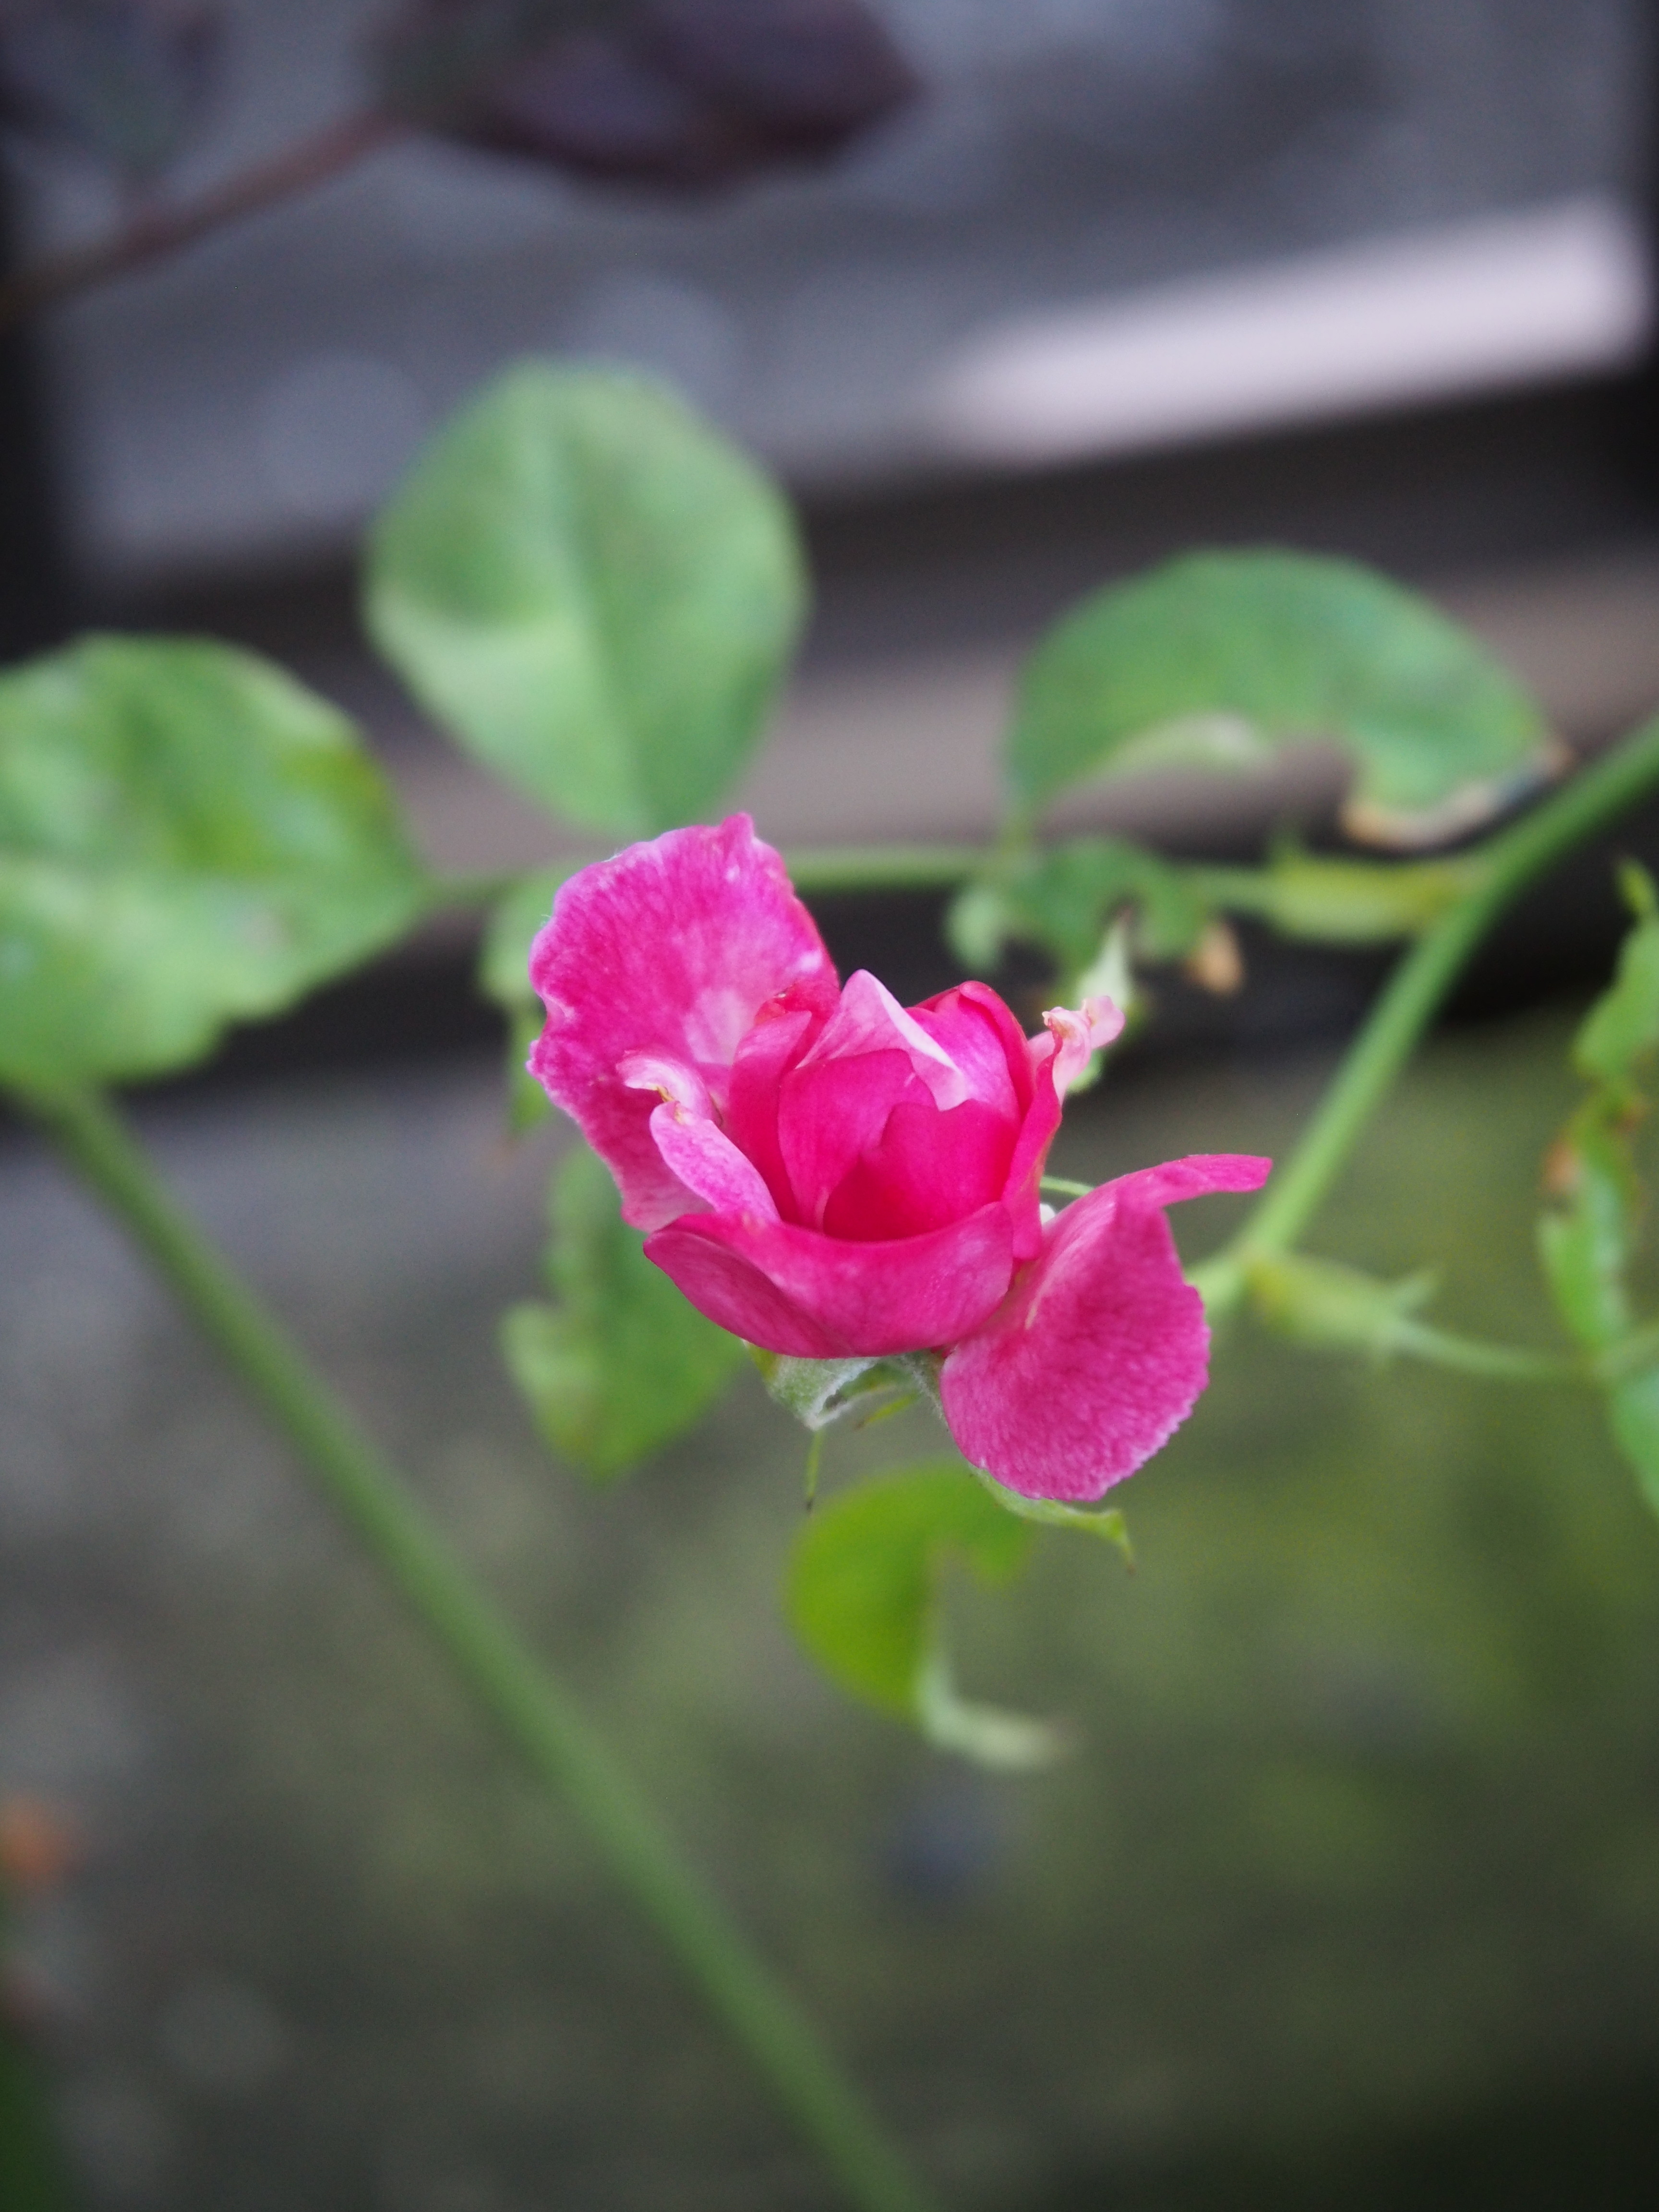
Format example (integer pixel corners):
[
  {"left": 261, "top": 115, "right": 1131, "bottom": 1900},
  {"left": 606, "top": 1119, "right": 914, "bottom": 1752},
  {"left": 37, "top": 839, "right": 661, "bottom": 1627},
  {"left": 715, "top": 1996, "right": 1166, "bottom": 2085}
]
[
  {"left": 751, "top": 1347, "right": 919, "bottom": 1432},
  {"left": 0, "top": 636, "right": 428, "bottom": 1092},
  {"left": 503, "top": 1144, "right": 746, "bottom": 1479},
  {"left": 478, "top": 866, "right": 577, "bottom": 1132},
  {"left": 1005, "top": 549, "right": 1558, "bottom": 849},
  {"left": 1244, "top": 847, "right": 1483, "bottom": 944},
  {"left": 1571, "top": 861, "right": 1659, "bottom": 1091},
  {"left": 786, "top": 1461, "right": 1065, "bottom": 1767},
  {"left": 1607, "top": 1368, "right": 1659, "bottom": 1519},
  {"left": 365, "top": 363, "right": 807, "bottom": 837},
  {"left": 1539, "top": 868, "right": 1659, "bottom": 1512},
  {"left": 1539, "top": 1118, "right": 1638, "bottom": 1352},
  {"left": 1249, "top": 1252, "right": 1439, "bottom": 1358},
  {"left": 969, "top": 1473, "right": 1133, "bottom": 1558},
  {"left": 950, "top": 834, "right": 1207, "bottom": 980}
]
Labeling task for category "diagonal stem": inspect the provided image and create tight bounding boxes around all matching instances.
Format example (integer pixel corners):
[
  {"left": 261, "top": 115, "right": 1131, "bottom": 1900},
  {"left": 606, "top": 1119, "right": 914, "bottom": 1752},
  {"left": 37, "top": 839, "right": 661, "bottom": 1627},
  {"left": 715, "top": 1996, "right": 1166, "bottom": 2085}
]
[
  {"left": 0, "top": 110, "right": 402, "bottom": 333},
  {"left": 1200, "top": 715, "right": 1659, "bottom": 1315},
  {"left": 17, "top": 1084, "right": 939, "bottom": 2212}
]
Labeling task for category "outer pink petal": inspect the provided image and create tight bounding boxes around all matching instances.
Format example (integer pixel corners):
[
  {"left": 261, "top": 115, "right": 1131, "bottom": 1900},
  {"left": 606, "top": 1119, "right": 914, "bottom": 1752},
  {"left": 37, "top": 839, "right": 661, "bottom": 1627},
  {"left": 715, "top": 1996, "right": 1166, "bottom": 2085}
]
[
  {"left": 645, "top": 1202, "right": 1017, "bottom": 1358},
  {"left": 529, "top": 817, "right": 838, "bottom": 1230},
  {"left": 939, "top": 1153, "right": 1272, "bottom": 1503}
]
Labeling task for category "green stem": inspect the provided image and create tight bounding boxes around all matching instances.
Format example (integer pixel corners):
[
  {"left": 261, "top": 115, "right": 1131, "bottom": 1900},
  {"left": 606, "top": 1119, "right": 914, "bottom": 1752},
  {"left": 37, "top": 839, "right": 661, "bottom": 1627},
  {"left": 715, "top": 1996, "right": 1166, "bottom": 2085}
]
[
  {"left": 19, "top": 1086, "right": 938, "bottom": 2212},
  {"left": 1205, "top": 717, "right": 1659, "bottom": 1314},
  {"left": 1183, "top": 864, "right": 1280, "bottom": 915},
  {"left": 1380, "top": 1321, "right": 1584, "bottom": 1385}
]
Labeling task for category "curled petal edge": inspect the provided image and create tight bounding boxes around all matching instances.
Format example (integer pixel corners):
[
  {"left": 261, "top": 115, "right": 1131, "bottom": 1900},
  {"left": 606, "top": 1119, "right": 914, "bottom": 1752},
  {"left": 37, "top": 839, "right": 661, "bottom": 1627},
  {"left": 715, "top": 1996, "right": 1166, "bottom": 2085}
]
[{"left": 939, "top": 1153, "right": 1272, "bottom": 1503}]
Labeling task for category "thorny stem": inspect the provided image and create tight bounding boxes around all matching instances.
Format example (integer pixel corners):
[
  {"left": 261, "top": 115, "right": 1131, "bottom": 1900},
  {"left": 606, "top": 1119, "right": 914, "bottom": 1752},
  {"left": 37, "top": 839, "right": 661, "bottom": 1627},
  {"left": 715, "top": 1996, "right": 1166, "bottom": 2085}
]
[
  {"left": 1200, "top": 715, "right": 1659, "bottom": 1316},
  {"left": 18, "top": 1085, "right": 940, "bottom": 2212},
  {"left": 0, "top": 110, "right": 402, "bottom": 333}
]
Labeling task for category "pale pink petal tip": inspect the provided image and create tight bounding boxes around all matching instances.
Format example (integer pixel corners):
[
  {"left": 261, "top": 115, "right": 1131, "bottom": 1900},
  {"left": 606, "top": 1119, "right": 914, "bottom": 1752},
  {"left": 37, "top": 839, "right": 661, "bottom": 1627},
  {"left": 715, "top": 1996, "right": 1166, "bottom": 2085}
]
[
  {"left": 939, "top": 1152, "right": 1271, "bottom": 1503},
  {"left": 1043, "top": 995, "right": 1126, "bottom": 1094}
]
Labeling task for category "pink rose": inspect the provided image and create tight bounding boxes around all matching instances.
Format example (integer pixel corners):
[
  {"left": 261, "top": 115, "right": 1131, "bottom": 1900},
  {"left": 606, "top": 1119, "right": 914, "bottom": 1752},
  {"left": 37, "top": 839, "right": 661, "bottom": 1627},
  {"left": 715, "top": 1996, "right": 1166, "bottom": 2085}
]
[{"left": 529, "top": 816, "right": 1269, "bottom": 1502}]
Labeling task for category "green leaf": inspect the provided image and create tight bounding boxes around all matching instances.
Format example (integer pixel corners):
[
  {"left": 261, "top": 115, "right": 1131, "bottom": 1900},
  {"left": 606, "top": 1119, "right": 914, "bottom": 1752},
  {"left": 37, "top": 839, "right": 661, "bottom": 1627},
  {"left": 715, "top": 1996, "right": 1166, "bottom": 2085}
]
[
  {"left": 503, "top": 1143, "right": 745, "bottom": 1479},
  {"left": 957, "top": 835, "right": 1208, "bottom": 977},
  {"left": 365, "top": 363, "right": 807, "bottom": 836},
  {"left": 1537, "top": 872, "right": 1659, "bottom": 1359},
  {"left": 1607, "top": 1367, "right": 1659, "bottom": 1520},
  {"left": 785, "top": 1460, "right": 1063, "bottom": 1767},
  {"left": 971, "top": 1472, "right": 1134, "bottom": 1561},
  {"left": 1005, "top": 550, "right": 1560, "bottom": 849},
  {"left": 479, "top": 864, "right": 574, "bottom": 1013},
  {"left": 1572, "top": 863, "right": 1659, "bottom": 1091},
  {"left": 478, "top": 866, "right": 577, "bottom": 1133},
  {"left": 0, "top": 636, "right": 428, "bottom": 1092},
  {"left": 1538, "top": 1113, "right": 1639, "bottom": 1352}
]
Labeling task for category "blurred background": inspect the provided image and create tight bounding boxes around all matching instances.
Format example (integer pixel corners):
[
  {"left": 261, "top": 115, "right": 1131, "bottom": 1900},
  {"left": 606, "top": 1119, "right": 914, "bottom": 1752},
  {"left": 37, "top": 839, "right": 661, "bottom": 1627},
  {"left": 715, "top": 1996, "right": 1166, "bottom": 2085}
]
[{"left": 6, "top": 3, "right": 1659, "bottom": 2207}]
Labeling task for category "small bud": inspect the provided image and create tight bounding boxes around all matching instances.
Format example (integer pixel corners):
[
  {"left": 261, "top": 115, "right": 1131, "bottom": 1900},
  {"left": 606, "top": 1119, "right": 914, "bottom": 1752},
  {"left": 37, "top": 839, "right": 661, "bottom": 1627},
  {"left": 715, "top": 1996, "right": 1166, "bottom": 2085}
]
[
  {"left": 1539, "top": 1136, "right": 1582, "bottom": 1201},
  {"left": 1183, "top": 918, "right": 1244, "bottom": 996}
]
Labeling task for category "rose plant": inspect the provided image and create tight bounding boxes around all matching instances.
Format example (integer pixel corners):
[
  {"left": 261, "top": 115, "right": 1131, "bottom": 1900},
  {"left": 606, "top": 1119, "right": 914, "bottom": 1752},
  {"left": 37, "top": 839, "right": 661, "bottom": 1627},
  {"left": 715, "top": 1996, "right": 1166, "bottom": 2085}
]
[{"left": 9, "top": 361, "right": 1659, "bottom": 2212}]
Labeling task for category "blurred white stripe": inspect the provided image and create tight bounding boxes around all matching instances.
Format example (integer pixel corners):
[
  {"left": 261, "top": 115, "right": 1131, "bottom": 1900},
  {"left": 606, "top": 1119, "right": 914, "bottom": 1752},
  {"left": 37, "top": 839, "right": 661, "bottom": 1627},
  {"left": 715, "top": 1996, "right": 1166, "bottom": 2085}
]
[{"left": 926, "top": 196, "right": 1653, "bottom": 467}]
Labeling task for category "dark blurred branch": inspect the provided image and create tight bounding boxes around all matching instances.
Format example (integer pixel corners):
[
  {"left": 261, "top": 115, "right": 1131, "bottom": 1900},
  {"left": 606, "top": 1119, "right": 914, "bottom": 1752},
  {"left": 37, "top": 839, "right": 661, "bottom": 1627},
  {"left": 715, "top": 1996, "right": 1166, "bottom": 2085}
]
[{"left": 0, "top": 106, "right": 403, "bottom": 334}]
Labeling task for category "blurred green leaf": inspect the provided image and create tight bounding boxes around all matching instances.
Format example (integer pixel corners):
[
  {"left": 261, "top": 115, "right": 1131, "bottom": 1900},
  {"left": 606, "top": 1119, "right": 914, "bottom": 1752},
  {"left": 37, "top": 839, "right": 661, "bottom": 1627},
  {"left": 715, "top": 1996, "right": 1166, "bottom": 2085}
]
[
  {"left": 1006, "top": 550, "right": 1560, "bottom": 850},
  {"left": 365, "top": 363, "right": 807, "bottom": 836},
  {"left": 478, "top": 864, "right": 570, "bottom": 1011},
  {"left": 786, "top": 1460, "right": 1063, "bottom": 1766},
  {"left": 953, "top": 835, "right": 1207, "bottom": 978},
  {"left": 0, "top": 636, "right": 428, "bottom": 1092},
  {"left": 479, "top": 866, "right": 576, "bottom": 1132},
  {"left": 1607, "top": 1367, "right": 1659, "bottom": 1519},
  {"left": 503, "top": 1143, "right": 745, "bottom": 1479},
  {"left": 1537, "top": 873, "right": 1659, "bottom": 1359},
  {"left": 1572, "top": 862, "right": 1659, "bottom": 1092},
  {"left": 971, "top": 1472, "right": 1133, "bottom": 1560},
  {"left": 1538, "top": 1115, "right": 1638, "bottom": 1354}
]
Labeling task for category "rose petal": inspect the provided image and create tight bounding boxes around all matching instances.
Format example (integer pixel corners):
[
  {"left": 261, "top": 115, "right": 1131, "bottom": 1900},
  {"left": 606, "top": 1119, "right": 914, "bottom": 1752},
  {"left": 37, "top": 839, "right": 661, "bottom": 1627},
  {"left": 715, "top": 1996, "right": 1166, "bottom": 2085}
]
[
  {"left": 647, "top": 1201, "right": 1016, "bottom": 1358},
  {"left": 939, "top": 1153, "right": 1272, "bottom": 1502},
  {"left": 1043, "top": 995, "right": 1125, "bottom": 1095},
  {"left": 822, "top": 1096, "right": 1014, "bottom": 1239},
  {"left": 530, "top": 816, "right": 837, "bottom": 1229},
  {"left": 796, "top": 969, "right": 970, "bottom": 1107},
  {"left": 646, "top": 1100, "right": 781, "bottom": 1222},
  {"left": 778, "top": 1047, "right": 925, "bottom": 1227},
  {"left": 723, "top": 998, "right": 821, "bottom": 1219},
  {"left": 909, "top": 983, "right": 1025, "bottom": 1124}
]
